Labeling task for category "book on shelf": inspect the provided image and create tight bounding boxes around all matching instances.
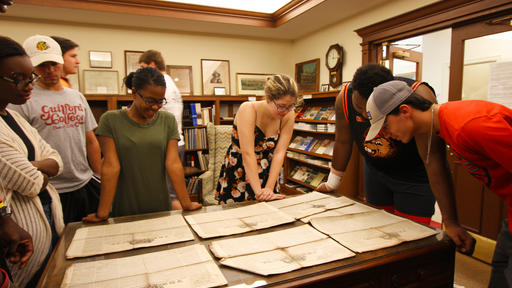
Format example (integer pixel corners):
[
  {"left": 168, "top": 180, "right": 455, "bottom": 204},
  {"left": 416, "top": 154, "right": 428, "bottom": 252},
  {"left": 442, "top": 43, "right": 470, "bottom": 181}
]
[
  {"left": 315, "top": 139, "right": 332, "bottom": 154},
  {"left": 201, "top": 107, "right": 212, "bottom": 124},
  {"left": 313, "top": 106, "right": 328, "bottom": 120},
  {"left": 321, "top": 106, "right": 335, "bottom": 121},
  {"left": 309, "top": 172, "right": 327, "bottom": 187},
  {"left": 295, "top": 106, "right": 308, "bottom": 119},
  {"left": 304, "top": 107, "right": 320, "bottom": 119},
  {"left": 308, "top": 139, "right": 322, "bottom": 152},
  {"left": 297, "top": 136, "right": 314, "bottom": 151},
  {"left": 195, "top": 103, "right": 203, "bottom": 125},
  {"left": 186, "top": 176, "right": 202, "bottom": 195},
  {"left": 190, "top": 103, "right": 198, "bottom": 126},
  {"left": 288, "top": 136, "right": 303, "bottom": 149},
  {"left": 323, "top": 141, "right": 335, "bottom": 156}
]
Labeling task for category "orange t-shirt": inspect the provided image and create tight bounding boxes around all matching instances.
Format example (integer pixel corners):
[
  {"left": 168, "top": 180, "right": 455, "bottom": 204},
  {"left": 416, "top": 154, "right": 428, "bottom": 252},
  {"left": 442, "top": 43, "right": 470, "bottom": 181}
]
[{"left": 439, "top": 100, "right": 512, "bottom": 229}]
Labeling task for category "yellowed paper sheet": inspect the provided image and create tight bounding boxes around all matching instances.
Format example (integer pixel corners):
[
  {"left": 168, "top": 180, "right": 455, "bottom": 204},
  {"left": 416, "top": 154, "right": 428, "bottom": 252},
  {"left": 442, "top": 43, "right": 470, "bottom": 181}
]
[
  {"left": 219, "top": 238, "right": 354, "bottom": 276},
  {"left": 209, "top": 225, "right": 327, "bottom": 258},
  {"left": 61, "top": 244, "right": 227, "bottom": 288},
  {"left": 66, "top": 214, "right": 194, "bottom": 259},
  {"left": 185, "top": 203, "right": 295, "bottom": 239}
]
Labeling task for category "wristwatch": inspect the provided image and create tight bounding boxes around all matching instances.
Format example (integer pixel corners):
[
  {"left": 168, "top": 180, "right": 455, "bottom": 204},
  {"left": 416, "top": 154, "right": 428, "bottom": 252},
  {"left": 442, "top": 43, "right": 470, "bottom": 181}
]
[{"left": 0, "top": 202, "right": 12, "bottom": 217}]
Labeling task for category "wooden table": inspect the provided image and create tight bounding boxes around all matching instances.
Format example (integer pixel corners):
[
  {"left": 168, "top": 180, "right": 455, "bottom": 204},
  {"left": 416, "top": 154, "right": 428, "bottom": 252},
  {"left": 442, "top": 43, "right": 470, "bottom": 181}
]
[{"left": 38, "top": 203, "right": 455, "bottom": 288}]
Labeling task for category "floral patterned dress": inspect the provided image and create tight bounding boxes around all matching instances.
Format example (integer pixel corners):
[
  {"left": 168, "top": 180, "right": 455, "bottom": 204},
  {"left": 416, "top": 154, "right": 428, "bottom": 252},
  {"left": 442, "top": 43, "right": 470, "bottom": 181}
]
[{"left": 216, "top": 124, "right": 279, "bottom": 204}]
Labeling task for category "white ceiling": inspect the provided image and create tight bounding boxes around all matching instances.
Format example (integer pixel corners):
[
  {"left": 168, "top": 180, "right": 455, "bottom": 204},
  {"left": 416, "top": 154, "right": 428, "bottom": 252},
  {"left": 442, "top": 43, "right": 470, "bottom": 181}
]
[{"left": 5, "top": 0, "right": 389, "bottom": 40}]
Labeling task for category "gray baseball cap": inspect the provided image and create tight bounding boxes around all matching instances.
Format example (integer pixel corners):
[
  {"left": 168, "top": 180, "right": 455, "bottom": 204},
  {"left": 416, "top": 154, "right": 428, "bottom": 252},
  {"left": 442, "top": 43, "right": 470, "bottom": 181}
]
[{"left": 365, "top": 80, "right": 413, "bottom": 141}]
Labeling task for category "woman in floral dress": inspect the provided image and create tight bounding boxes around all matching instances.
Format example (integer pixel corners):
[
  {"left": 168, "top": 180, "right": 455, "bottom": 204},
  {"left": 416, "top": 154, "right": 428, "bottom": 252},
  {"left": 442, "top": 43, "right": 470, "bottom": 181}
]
[{"left": 216, "top": 75, "right": 299, "bottom": 203}]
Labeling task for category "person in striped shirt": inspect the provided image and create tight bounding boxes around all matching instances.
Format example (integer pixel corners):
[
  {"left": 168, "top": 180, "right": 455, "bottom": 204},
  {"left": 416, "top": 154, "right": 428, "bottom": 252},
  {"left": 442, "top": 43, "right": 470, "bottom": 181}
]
[{"left": 0, "top": 35, "right": 64, "bottom": 288}]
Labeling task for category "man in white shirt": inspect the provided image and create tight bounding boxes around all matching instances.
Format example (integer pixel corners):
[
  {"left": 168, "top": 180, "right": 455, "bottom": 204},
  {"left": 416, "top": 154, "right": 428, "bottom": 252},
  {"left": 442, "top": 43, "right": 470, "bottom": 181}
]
[{"left": 139, "top": 49, "right": 184, "bottom": 210}]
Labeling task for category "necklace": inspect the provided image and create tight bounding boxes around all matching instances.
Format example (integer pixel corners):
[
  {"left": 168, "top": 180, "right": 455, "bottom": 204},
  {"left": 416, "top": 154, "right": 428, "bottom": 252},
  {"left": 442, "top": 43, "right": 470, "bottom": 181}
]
[{"left": 426, "top": 105, "right": 434, "bottom": 165}]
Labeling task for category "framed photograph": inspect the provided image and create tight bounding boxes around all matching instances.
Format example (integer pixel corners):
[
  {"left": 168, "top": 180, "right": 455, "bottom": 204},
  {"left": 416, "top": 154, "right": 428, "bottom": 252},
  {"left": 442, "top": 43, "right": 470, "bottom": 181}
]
[
  {"left": 295, "top": 58, "right": 320, "bottom": 93},
  {"left": 236, "top": 72, "right": 273, "bottom": 95},
  {"left": 67, "top": 71, "right": 80, "bottom": 91},
  {"left": 89, "top": 51, "right": 112, "bottom": 68},
  {"left": 124, "top": 50, "right": 144, "bottom": 77},
  {"left": 201, "top": 59, "right": 230, "bottom": 95},
  {"left": 213, "top": 87, "right": 226, "bottom": 95},
  {"left": 83, "top": 70, "right": 119, "bottom": 95},
  {"left": 166, "top": 65, "right": 193, "bottom": 95},
  {"left": 321, "top": 84, "right": 329, "bottom": 92}
]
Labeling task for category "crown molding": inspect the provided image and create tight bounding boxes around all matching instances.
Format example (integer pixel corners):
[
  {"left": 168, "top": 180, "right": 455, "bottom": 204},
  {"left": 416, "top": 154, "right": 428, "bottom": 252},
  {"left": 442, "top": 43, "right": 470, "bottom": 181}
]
[{"left": 15, "top": 0, "right": 325, "bottom": 28}]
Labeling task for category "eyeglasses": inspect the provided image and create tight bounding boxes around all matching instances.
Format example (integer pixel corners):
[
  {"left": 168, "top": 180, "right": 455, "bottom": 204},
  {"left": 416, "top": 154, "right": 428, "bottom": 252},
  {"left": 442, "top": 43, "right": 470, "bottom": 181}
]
[
  {"left": 136, "top": 91, "right": 167, "bottom": 106},
  {"left": 0, "top": 72, "right": 40, "bottom": 89},
  {"left": 272, "top": 100, "right": 295, "bottom": 113}
]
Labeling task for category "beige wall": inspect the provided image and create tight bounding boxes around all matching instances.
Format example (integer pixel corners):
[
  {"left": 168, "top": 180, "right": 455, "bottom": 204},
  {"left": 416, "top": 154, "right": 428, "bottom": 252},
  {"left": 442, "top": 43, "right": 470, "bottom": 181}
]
[
  {"left": 0, "top": 18, "right": 293, "bottom": 95},
  {"left": 292, "top": 0, "right": 439, "bottom": 88},
  {"left": 0, "top": 0, "right": 437, "bottom": 94}
]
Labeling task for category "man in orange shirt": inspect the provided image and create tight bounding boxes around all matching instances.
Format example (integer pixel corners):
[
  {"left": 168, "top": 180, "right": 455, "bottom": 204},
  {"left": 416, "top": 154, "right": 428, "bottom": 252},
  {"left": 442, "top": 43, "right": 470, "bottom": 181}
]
[
  {"left": 366, "top": 80, "right": 512, "bottom": 287},
  {"left": 51, "top": 36, "right": 80, "bottom": 89}
]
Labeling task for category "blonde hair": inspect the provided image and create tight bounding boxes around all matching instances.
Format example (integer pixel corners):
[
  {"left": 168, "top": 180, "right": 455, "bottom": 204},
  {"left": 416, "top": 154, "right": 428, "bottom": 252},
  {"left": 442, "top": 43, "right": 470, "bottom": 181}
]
[{"left": 265, "top": 74, "right": 299, "bottom": 103}]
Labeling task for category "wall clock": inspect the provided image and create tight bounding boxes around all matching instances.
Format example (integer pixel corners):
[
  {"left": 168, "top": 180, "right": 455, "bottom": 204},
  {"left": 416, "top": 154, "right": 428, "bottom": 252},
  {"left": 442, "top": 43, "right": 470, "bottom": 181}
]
[{"left": 325, "top": 44, "right": 343, "bottom": 88}]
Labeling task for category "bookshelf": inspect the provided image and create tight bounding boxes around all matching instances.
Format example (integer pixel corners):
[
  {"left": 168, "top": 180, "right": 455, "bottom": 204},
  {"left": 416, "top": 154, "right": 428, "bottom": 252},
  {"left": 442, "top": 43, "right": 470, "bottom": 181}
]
[
  {"left": 182, "top": 95, "right": 264, "bottom": 125},
  {"left": 85, "top": 94, "right": 264, "bottom": 125},
  {"left": 281, "top": 90, "right": 339, "bottom": 195}
]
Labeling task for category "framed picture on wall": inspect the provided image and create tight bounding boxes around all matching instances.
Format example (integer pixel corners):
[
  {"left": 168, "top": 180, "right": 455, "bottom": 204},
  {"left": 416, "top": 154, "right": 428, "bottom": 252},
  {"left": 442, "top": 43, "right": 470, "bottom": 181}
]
[
  {"left": 124, "top": 50, "right": 143, "bottom": 77},
  {"left": 236, "top": 73, "right": 273, "bottom": 95},
  {"left": 166, "top": 65, "right": 193, "bottom": 95},
  {"left": 83, "top": 70, "right": 119, "bottom": 95},
  {"left": 295, "top": 58, "right": 320, "bottom": 93},
  {"left": 201, "top": 59, "right": 230, "bottom": 95},
  {"left": 89, "top": 51, "right": 112, "bottom": 68}
]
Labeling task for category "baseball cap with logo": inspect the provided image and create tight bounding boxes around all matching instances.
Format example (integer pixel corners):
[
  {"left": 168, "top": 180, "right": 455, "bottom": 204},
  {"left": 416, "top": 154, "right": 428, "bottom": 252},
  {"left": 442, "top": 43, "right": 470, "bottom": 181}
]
[
  {"left": 365, "top": 80, "right": 413, "bottom": 141},
  {"left": 22, "top": 35, "right": 63, "bottom": 67}
]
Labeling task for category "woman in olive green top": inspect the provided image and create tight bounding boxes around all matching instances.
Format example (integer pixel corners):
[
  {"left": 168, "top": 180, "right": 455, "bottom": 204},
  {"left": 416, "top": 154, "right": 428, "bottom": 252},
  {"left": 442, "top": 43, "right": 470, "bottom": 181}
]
[{"left": 83, "top": 67, "right": 201, "bottom": 222}]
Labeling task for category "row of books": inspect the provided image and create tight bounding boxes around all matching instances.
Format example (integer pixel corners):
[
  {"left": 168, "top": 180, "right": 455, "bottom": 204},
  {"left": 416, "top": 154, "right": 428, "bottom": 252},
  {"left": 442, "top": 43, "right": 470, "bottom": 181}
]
[
  {"left": 185, "top": 150, "right": 209, "bottom": 170},
  {"left": 296, "top": 106, "right": 335, "bottom": 121},
  {"left": 183, "top": 103, "right": 213, "bottom": 126},
  {"left": 289, "top": 165, "right": 327, "bottom": 187},
  {"left": 284, "top": 182, "right": 313, "bottom": 194},
  {"left": 294, "top": 122, "right": 335, "bottom": 132},
  {"left": 288, "top": 136, "right": 334, "bottom": 156},
  {"left": 286, "top": 151, "right": 330, "bottom": 169},
  {"left": 184, "top": 127, "right": 208, "bottom": 150},
  {"left": 186, "top": 176, "right": 202, "bottom": 195}
]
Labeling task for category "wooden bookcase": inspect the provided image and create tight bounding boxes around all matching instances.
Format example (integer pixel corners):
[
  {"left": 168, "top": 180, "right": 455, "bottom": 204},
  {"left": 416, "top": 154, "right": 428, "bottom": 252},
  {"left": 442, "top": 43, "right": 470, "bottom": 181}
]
[
  {"left": 85, "top": 94, "right": 264, "bottom": 125},
  {"left": 281, "top": 90, "right": 339, "bottom": 195}
]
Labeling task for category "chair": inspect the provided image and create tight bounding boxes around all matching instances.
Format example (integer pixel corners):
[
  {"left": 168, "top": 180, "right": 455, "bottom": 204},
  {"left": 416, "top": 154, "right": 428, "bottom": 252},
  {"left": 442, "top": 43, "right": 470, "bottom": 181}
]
[{"left": 199, "top": 122, "right": 232, "bottom": 205}]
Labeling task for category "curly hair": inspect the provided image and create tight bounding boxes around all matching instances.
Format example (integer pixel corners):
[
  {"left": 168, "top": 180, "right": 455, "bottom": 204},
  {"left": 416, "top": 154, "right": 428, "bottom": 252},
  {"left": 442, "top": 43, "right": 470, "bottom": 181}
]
[
  {"left": 124, "top": 66, "right": 166, "bottom": 92},
  {"left": 351, "top": 64, "right": 393, "bottom": 99},
  {"left": 0, "top": 36, "right": 27, "bottom": 63}
]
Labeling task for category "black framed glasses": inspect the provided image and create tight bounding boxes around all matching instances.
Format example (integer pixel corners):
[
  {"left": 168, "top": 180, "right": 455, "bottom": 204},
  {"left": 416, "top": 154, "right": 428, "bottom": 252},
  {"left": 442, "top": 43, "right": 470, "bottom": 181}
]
[
  {"left": 272, "top": 100, "right": 295, "bottom": 113},
  {"left": 136, "top": 91, "right": 167, "bottom": 106},
  {"left": 0, "top": 71, "right": 40, "bottom": 89}
]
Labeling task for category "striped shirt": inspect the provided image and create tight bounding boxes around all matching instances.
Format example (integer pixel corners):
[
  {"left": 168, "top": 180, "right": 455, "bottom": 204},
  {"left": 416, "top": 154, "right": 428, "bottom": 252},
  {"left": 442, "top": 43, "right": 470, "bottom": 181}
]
[{"left": 0, "top": 109, "right": 64, "bottom": 288}]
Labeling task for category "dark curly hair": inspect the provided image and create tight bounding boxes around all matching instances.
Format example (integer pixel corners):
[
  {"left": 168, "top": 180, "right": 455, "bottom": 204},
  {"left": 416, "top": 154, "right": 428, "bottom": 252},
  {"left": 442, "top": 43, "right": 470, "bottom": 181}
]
[
  {"left": 0, "top": 36, "right": 27, "bottom": 63},
  {"left": 124, "top": 66, "right": 166, "bottom": 92},
  {"left": 351, "top": 64, "right": 393, "bottom": 99}
]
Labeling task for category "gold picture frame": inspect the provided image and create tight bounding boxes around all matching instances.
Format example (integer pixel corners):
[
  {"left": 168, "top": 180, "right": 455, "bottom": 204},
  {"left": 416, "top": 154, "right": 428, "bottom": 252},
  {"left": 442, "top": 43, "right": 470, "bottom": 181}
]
[
  {"left": 201, "top": 59, "right": 230, "bottom": 95},
  {"left": 295, "top": 58, "right": 320, "bottom": 93},
  {"left": 166, "top": 65, "right": 193, "bottom": 95}
]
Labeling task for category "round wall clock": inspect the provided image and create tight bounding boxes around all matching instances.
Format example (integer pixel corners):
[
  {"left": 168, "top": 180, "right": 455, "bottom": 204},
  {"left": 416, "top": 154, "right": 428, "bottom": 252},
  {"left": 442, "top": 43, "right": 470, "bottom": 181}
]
[{"left": 325, "top": 44, "right": 343, "bottom": 88}]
